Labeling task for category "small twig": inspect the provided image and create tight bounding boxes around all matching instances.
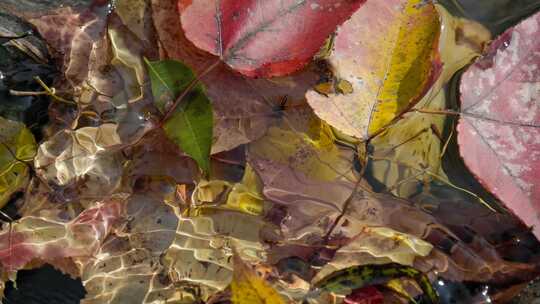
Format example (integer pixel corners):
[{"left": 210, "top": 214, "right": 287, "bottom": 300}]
[
  {"left": 440, "top": 123, "right": 454, "bottom": 159},
  {"left": 34, "top": 76, "right": 76, "bottom": 105},
  {"left": 0, "top": 31, "right": 31, "bottom": 40},
  {"left": 9, "top": 89, "right": 51, "bottom": 96},
  {"left": 413, "top": 108, "right": 461, "bottom": 116},
  {"left": 323, "top": 178, "right": 362, "bottom": 242}
]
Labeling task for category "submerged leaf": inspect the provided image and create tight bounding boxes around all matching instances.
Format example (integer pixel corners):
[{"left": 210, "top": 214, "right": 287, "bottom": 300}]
[
  {"left": 313, "top": 263, "right": 438, "bottom": 303},
  {"left": 0, "top": 117, "right": 36, "bottom": 208},
  {"left": 306, "top": 0, "right": 442, "bottom": 140},
  {"left": 230, "top": 249, "right": 286, "bottom": 304},
  {"left": 34, "top": 124, "right": 124, "bottom": 204},
  {"left": 457, "top": 11, "right": 540, "bottom": 238},
  {"left": 146, "top": 59, "right": 213, "bottom": 173},
  {"left": 0, "top": 199, "right": 124, "bottom": 274}
]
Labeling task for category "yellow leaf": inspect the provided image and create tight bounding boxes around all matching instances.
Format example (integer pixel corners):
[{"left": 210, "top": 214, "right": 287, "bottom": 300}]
[
  {"left": 226, "top": 165, "right": 265, "bottom": 215},
  {"left": 249, "top": 114, "right": 354, "bottom": 183},
  {"left": 230, "top": 249, "right": 286, "bottom": 304},
  {"left": 0, "top": 117, "right": 36, "bottom": 208},
  {"left": 366, "top": 5, "right": 491, "bottom": 198},
  {"left": 307, "top": 0, "right": 441, "bottom": 140}
]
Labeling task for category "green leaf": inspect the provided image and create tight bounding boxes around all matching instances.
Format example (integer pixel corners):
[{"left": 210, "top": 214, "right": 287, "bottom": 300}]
[
  {"left": 0, "top": 116, "right": 37, "bottom": 208},
  {"left": 145, "top": 59, "right": 213, "bottom": 173}
]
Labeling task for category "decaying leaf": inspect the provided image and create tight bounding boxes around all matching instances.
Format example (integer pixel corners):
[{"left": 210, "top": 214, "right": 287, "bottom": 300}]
[
  {"left": 230, "top": 249, "right": 286, "bottom": 304},
  {"left": 34, "top": 124, "right": 124, "bottom": 204},
  {"left": 334, "top": 227, "right": 433, "bottom": 268},
  {"left": 306, "top": 0, "right": 442, "bottom": 140},
  {"left": 0, "top": 198, "right": 124, "bottom": 275},
  {"left": 179, "top": 0, "right": 366, "bottom": 77},
  {"left": 0, "top": 117, "right": 36, "bottom": 208},
  {"left": 457, "top": 11, "right": 540, "bottom": 238},
  {"left": 115, "top": 0, "right": 153, "bottom": 45}
]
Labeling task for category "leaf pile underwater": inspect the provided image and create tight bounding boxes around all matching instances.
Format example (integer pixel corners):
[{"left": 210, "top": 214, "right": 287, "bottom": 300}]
[{"left": 0, "top": 0, "right": 539, "bottom": 303}]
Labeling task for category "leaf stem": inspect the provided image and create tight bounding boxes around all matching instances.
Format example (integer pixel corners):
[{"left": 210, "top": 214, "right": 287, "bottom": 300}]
[
  {"left": 413, "top": 108, "right": 461, "bottom": 116},
  {"left": 33, "top": 76, "right": 76, "bottom": 105},
  {"left": 323, "top": 178, "right": 363, "bottom": 242},
  {"left": 160, "top": 59, "right": 220, "bottom": 125}
]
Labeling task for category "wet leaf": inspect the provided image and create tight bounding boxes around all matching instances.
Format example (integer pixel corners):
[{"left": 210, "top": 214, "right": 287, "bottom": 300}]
[
  {"left": 152, "top": 0, "right": 317, "bottom": 154},
  {"left": 0, "top": 117, "right": 36, "bottom": 208},
  {"left": 152, "top": 0, "right": 319, "bottom": 153},
  {"left": 366, "top": 5, "right": 491, "bottom": 198},
  {"left": 457, "top": 11, "right": 540, "bottom": 238},
  {"left": 2, "top": 1, "right": 539, "bottom": 302},
  {"left": 115, "top": 0, "right": 152, "bottom": 44},
  {"left": 306, "top": 0, "right": 442, "bottom": 140},
  {"left": 0, "top": 199, "right": 124, "bottom": 274},
  {"left": 34, "top": 124, "right": 125, "bottom": 204},
  {"left": 179, "top": 0, "right": 366, "bottom": 77},
  {"left": 230, "top": 249, "right": 286, "bottom": 304},
  {"left": 313, "top": 263, "right": 438, "bottom": 303},
  {"left": 146, "top": 59, "right": 213, "bottom": 173}
]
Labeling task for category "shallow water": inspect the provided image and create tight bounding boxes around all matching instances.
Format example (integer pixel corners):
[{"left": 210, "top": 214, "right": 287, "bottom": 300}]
[{"left": 0, "top": 0, "right": 539, "bottom": 303}]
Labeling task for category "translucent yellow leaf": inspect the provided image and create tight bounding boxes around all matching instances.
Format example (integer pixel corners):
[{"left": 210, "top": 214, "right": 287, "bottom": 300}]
[
  {"left": 194, "top": 165, "right": 264, "bottom": 216},
  {"left": 231, "top": 250, "right": 286, "bottom": 304},
  {"left": 249, "top": 113, "right": 354, "bottom": 183},
  {"left": 226, "top": 165, "right": 264, "bottom": 216},
  {"left": 0, "top": 117, "right": 36, "bottom": 208}
]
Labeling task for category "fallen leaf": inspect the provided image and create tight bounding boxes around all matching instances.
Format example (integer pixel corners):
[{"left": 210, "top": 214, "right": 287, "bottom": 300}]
[
  {"left": 29, "top": 7, "right": 108, "bottom": 88},
  {"left": 34, "top": 124, "right": 125, "bottom": 204},
  {"left": 0, "top": 199, "right": 124, "bottom": 274},
  {"left": 0, "top": 117, "right": 36, "bottom": 208},
  {"left": 367, "top": 6, "right": 491, "bottom": 198},
  {"left": 313, "top": 263, "right": 438, "bottom": 302},
  {"left": 115, "top": 0, "right": 153, "bottom": 45},
  {"left": 146, "top": 59, "right": 213, "bottom": 173},
  {"left": 230, "top": 249, "right": 286, "bottom": 304},
  {"left": 152, "top": 0, "right": 319, "bottom": 153},
  {"left": 179, "top": 0, "right": 366, "bottom": 77},
  {"left": 457, "top": 11, "right": 540, "bottom": 238},
  {"left": 306, "top": 0, "right": 442, "bottom": 140},
  {"left": 80, "top": 189, "right": 181, "bottom": 304},
  {"left": 339, "top": 227, "right": 434, "bottom": 267}
]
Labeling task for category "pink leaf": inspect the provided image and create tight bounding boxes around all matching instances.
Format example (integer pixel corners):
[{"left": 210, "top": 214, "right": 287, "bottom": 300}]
[
  {"left": 458, "top": 11, "right": 540, "bottom": 239},
  {"left": 0, "top": 200, "right": 124, "bottom": 272},
  {"left": 178, "top": 0, "right": 366, "bottom": 77}
]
